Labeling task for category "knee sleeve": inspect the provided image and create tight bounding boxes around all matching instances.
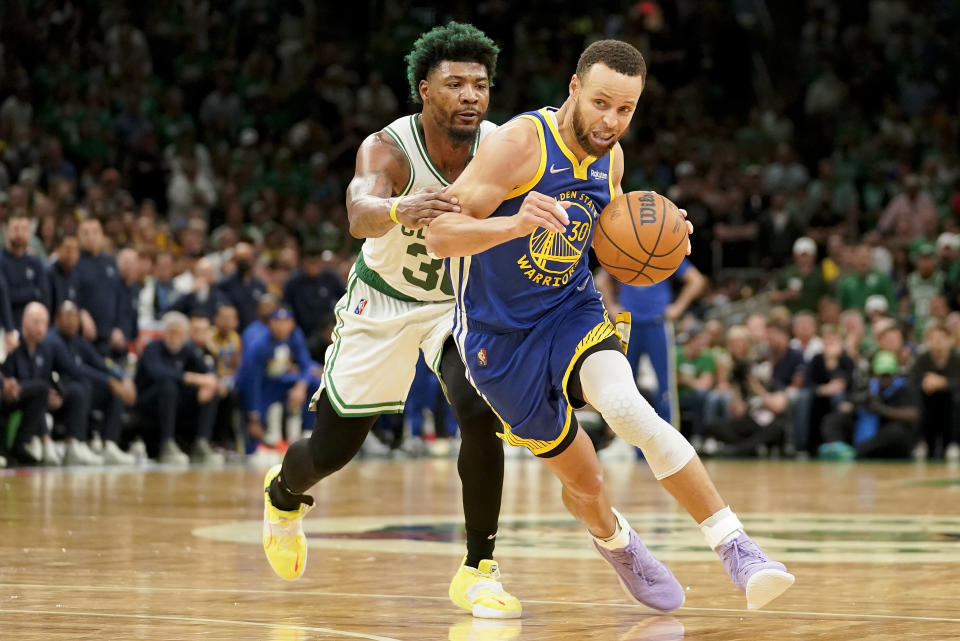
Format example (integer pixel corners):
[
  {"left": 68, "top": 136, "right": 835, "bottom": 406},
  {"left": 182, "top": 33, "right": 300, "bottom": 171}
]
[{"left": 580, "top": 350, "right": 695, "bottom": 480}]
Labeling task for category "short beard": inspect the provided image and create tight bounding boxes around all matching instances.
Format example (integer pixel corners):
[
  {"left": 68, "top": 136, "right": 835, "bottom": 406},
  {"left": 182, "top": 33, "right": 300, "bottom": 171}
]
[
  {"left": 428, "top": 107, "right": 480, "bottom": 144},
  {"left": 572, "top": 100, "right": 618, "bottom": 157},
  {"left": 447, "top": 124, "right": 478, "bottom": 143}
]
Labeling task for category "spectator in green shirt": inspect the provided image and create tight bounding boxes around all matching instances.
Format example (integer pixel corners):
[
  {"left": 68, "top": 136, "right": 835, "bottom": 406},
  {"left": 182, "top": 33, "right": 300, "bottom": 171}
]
[
  {"left": 675, "top": 326, "right": 716, "bottom": 448},
  {"left": 770, "top": 237, "right": 831, "bottom": 313},
  {"left": 906, "top": 243, "right": 945, "bottom": 339},
  {"left": 938, "top": 232, "right": 960, "bottom": 311},
  {"left": 837, "top": 244, "right": 897, "bottom": 313}
]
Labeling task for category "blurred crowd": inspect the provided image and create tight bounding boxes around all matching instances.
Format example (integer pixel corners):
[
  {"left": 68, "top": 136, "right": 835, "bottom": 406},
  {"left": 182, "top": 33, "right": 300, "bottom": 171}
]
[
  {"left": 0, "top": 0, "right": 959, "bottom": 466},
  {"left": 660, "top": 295, "right": 958, "bottom": 462}
]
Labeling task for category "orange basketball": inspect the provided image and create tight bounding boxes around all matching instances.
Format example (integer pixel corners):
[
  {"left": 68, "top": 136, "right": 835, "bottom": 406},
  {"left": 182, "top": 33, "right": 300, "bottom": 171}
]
[{"left": 593, "top": 191, "right": 688, "bottom": 285}]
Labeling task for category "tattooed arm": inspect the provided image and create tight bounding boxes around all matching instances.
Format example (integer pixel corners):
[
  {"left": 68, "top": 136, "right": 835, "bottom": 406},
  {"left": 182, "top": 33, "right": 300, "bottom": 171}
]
[{"left": 346, "top": 131, "right": 461, "bottom": 239}]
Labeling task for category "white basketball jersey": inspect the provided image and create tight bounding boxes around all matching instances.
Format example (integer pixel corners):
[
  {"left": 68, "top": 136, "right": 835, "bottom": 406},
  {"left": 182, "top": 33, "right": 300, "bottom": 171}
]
[{"left": 358, "top": 114, "right": 497, "bottom": 302}]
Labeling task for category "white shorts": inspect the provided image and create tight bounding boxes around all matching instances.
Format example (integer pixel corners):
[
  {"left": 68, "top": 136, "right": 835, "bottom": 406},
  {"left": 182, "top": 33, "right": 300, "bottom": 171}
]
[{"left": 312, "top": 268, "right": 454, "bottom": 417}]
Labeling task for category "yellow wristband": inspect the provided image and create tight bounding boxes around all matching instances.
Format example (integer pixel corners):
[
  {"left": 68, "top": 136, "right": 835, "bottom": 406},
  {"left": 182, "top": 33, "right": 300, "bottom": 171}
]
[{"left": 389, "top": 197, "right": 403, "bottom": 224}]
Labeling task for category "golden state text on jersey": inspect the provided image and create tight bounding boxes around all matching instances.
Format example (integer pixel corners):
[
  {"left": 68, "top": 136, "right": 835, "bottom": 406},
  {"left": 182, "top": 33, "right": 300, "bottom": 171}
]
[
  {"left": 520, "top": 188, "right": 599, "bottom": 288},
  {"left": 447, "top": 107, "right": 616, "bottom": 333}
]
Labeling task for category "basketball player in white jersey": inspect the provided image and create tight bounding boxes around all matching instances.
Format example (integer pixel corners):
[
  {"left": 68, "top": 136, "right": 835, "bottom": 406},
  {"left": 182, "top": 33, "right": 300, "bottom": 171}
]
[{"left": 260, "top": 23, "right": 521, "bottom": 619}]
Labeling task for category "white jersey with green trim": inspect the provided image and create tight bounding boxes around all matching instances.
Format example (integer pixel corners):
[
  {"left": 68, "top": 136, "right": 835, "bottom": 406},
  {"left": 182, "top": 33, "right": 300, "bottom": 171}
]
[{"left": 360, "top": 114, "right": 497, "bottom": 302}]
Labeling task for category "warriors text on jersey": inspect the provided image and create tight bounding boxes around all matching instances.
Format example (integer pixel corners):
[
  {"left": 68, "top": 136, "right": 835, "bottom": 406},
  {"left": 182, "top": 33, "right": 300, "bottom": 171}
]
[{"left": 357, "top": 114, "right": 497, "bottom": 303}]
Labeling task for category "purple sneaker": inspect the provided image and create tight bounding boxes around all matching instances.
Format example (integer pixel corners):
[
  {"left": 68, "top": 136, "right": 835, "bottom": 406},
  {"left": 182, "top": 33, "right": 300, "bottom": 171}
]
[
  {"left": 716, "top": 534, "right": 795, "bottom": 610},
  {"left": 594, "top": 529, "right": 685, "bottom": 612}
]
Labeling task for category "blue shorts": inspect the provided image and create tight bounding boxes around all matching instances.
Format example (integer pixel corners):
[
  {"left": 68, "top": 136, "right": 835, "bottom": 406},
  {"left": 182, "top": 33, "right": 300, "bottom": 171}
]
[{"left": 461, "top": 296, "right": 619, "bottom": 456}]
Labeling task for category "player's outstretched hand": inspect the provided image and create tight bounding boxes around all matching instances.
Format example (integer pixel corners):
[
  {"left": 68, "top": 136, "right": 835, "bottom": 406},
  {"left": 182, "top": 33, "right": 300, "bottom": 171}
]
[
  {"left": 679, "top": 208, "right": 693, "bottom": 255},
  {"left": 512, "top": 191, "right": 572, "bottom": 237},
  {"left": 396, "top": 187, "right": 461, "bottom": 229}
]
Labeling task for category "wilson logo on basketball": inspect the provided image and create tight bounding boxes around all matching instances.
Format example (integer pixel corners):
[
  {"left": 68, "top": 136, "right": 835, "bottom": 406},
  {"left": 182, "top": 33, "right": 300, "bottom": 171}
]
[
  {"left": 636, "top": 192, "right": 658, "bottom": 225},
  {"left": 593, "top": 191, "right": 686, "bottom": 286}
]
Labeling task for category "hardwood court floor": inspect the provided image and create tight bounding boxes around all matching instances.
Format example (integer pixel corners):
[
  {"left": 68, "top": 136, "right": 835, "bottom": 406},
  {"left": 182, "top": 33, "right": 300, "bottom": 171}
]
[{"left": 2, "top": 457, "right": 960, "bottom": 640}]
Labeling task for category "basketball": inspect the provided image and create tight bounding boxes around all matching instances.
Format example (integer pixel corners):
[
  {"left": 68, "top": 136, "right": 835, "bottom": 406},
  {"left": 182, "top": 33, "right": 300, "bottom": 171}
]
[{"left": 593, "top": 190, "right": 688, "bottom": 285}]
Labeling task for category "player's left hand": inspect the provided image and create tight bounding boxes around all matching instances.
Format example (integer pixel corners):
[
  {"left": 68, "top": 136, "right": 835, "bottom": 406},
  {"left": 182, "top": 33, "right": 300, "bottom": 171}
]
[
  {"left": 664, "top": 302, "right": 684, "bottom": 321},
  {"left": 679, "top": 208, "right": 693, "bottom": 255},
  {"left": 396, "top": 186, "right": 461, "bottom": 229}
]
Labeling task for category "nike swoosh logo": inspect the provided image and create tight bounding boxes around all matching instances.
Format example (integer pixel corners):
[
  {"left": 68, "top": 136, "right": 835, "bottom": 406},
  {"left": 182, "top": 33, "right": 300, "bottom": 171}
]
[
  {"left": 576, "top": 277, "right": 589, "bottom": 291},
  {"left": 549, "top": 164, "right": 569, "bottom": 174}
]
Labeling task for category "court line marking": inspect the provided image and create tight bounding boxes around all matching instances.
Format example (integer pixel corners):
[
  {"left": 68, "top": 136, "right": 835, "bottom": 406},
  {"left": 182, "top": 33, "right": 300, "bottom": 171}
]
[
  {"left": 3, "top": 583, "right": 959, "bottom": 625},
  {"left": 0, "top": 608, "right": 403, "bottom": 641}
]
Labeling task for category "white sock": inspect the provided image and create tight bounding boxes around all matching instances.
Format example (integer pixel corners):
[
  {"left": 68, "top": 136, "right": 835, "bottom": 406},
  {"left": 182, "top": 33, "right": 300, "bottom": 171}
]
[
  {"left": 594, "top": 508, "right": 632, "bottom": 550},
  {"left": 699, "top": 506, "right": 744, "bottom": 549}
]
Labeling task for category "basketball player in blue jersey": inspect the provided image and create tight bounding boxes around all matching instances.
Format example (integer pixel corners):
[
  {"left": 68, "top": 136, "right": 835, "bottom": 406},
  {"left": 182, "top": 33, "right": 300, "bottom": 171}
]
[
  {"left": 261, "top": 23, "right": 521, "bottom": 619},
  {"left": 427, "top": 40, "right": 794, "bottom": 611}
]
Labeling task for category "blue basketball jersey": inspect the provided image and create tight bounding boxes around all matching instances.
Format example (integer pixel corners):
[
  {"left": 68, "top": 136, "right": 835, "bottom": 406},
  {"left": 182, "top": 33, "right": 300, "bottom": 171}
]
[{"left": 447, "top": 107, "right": 616, "bottom": 334}]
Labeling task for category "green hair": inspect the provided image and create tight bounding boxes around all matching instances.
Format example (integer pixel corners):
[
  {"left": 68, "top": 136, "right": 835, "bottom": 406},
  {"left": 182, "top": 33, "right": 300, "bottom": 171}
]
[{"left": 405, "top": 22, "right": 499, "bottom": 104}]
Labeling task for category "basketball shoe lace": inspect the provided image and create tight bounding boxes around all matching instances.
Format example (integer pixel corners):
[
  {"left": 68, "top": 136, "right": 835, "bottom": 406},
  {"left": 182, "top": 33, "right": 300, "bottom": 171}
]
[
  {"left": 717, "top": 535, "right": 765, "bottom": 588},
  {"left": 608, "top": 540, "right": 656, "bottom": 586}
]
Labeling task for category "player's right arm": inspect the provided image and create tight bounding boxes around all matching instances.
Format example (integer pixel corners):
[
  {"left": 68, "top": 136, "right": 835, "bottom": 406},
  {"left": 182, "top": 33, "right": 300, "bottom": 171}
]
[
  {"left": 346, "top": 132, "right": 461, "bottom": 238},
  {"left": 425, "top": 118, "right": 570, "bottom": 258}
]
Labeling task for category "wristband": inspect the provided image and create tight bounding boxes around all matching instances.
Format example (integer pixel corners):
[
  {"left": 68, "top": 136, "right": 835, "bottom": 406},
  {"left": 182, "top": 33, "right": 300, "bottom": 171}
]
[{"left": 389, "top": 197, "right": 403, "bottom": 224}]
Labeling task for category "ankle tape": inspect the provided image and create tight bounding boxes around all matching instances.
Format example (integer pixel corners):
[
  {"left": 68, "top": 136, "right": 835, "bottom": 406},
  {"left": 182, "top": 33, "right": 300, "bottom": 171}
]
[{"left": 701, "top": 511, "right": 744, "bottom": 549}]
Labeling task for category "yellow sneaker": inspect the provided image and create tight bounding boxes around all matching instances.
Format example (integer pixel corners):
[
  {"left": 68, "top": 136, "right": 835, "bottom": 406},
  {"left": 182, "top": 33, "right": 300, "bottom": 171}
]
[
  {"left": 449, "top": 557, "right": 522, "bottom": 619},
  {"left": 262, "top": 464, "right": 313, "bottom": 580}
]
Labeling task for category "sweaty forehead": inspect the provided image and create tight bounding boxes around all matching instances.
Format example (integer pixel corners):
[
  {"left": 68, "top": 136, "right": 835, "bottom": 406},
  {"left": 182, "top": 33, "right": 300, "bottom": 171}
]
[{"left": 428, "top": 61, "right": 488, "bottom": 81}]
